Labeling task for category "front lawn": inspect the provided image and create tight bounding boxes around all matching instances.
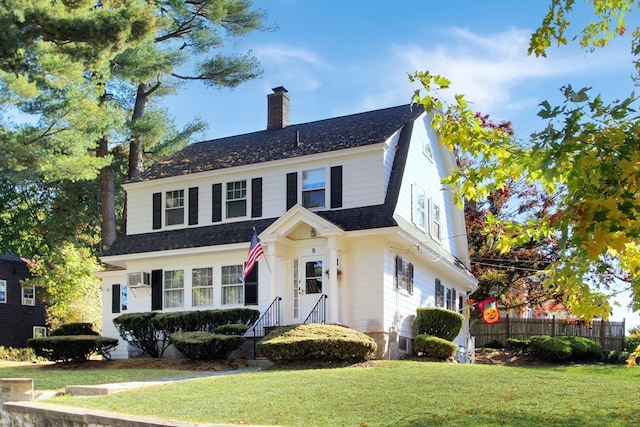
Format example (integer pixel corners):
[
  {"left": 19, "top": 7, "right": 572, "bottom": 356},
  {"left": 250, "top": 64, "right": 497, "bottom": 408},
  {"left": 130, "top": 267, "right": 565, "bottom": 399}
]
[
  {"left": 0, "top": 359, "right": 224, "bottom": 391},
  {"left": 46, "top": 361, "right": 639, "bottom": 426}
]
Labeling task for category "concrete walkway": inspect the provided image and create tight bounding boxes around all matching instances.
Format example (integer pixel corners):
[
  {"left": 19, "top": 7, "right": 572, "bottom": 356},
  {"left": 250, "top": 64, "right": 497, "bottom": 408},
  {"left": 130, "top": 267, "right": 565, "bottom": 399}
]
[{"left": 34, "top": 362, "right": 271, "bottom": 399}]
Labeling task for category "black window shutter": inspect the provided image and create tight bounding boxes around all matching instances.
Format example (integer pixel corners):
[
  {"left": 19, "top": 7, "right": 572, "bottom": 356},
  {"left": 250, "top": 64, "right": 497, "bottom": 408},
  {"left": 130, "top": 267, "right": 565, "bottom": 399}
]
[
  {"left": 409, "top": 263, "right": 414, "bottom": 294},
  {"left": 152, "top": 192, "right": 162, "bottom": 230},
  {"left": 188, "top": 187, "right": 199, "bottom": 225},
  {"left": 435, "top": 278, "right": 444, "bottom": 308},
  {"left": 251, "top": 178, "right": 262, "bottom": 218},
  {"left": 212, "top": 183, "right": 222, "bottom": 222},
  {"left": 112, "top": 284, "right": 121, "bottom": 313},
  {"left": 151, "top": 269, "right": 163, "bottom": 311},
  {"left": 286, "top": 172, "right": 297, "bottom": 210},
  {"left": 395, "top": 255, "right": 402, "bottom": 288},
  {"left": 244, "top": 262, "right": 258, "bottom": 305},
  {"left": 330, "top": 165, "right": 343, "bottom": 208}
]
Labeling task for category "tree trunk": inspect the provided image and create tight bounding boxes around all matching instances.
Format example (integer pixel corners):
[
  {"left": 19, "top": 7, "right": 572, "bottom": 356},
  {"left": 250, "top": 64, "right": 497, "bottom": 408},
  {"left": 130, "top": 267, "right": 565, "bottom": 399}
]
[
  {"left": 98, "top": 135, "right": 116, "bottom": 251},
  {"left": 128, "top": 83, "right": 150, "bottom": 180}
]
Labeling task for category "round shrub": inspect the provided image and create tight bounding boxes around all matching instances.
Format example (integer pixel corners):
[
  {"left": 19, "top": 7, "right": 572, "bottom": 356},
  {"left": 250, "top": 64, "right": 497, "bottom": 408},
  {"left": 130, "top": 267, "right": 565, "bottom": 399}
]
[
  {"left": 214, "top": 323, "right": 249, "bottom": 336},
  {"left": 49, "top": 323, "right": 99, "bottom": 336},
  {"left": 506, "top": 338, "right": 530, "bottom": 353},
  {"left": 483, "top": 339, "right": 504, "bottom": 349},
  {"left": 416, "top": 307, "right": 464, "bottom": 341},
  {"left": 256, "top": 323, "right": 377, "bottom": 363},
  {"left": 561, "top": 336, "right": 603, "bottom": 361},
  {"left": 28, "top": 336, "right": 118, "bottom": 363},
  {"left": 169, "top": 331, "right": 245, "bottom": 360},
  {"left": 624, "top": 335, "right": 640, "bottom": 354},
  {"left": 414, "top": 335, "right": 458, "bottom": 360},
  {"left": 528, "top": 335, "right": 572, "bottom": 362}
]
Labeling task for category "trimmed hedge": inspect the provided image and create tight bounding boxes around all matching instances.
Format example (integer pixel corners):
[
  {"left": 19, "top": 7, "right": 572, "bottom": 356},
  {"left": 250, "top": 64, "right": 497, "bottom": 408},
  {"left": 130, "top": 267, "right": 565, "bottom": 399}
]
[
  {"left": 506, "top": 338, "right": 530, "bottom": 353},
  {"left": 214, "top": 324, "right": 249, "bottom": 336},
  {"left": 257, "top": 323, "right": 377, "bottom": 363},
  {"left": 49, "top": 323, "right": 99, "bottom": 336},
  {"left": 113, "top": 308, "right": 259, "bottom": 358},
  {"left": 414, "top": 335, "right": 458, "bottom": 360},
  {"left": 560, "top": 336, "right": 603, "bottom": 361},
  {"left": 416, "top": 307, "right": 464, "bottom": 341},
  {"left": 624, "top": 335, "right": 640, "bottom": 354},
  {"left": 528, "top": 336, "right": 572, "bottom": 362},
  {"left": 169, "top": 332, "right": 245, "bottom": 360},
  {"left": 28, "top": 336, "right": 118, "bottom": 363}
]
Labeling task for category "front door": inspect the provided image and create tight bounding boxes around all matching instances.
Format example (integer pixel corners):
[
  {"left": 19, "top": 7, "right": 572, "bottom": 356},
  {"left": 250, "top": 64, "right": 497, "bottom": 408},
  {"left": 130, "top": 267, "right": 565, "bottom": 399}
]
[{"left": 298, "top": 257, "right": 325, "bottom": 322}]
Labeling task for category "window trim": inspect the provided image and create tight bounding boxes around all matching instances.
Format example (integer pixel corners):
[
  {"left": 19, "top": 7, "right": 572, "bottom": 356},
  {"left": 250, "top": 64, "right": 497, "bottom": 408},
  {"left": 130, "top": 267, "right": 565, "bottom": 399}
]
[
  {"left": 192, "top": 267, "right": 214, "bottom": 307},
  {"left": 21, "top": 283, "right": 35, "bottom": 306},
  {"left": 226, "top": 180, "right": 248, "bottom": 219},
  {"left": 163, "top": 269, "right": 185, "bottom": 309},
  {"left": 221, "top": 264, "right": 244, "bottom": 306},
  {"left": 395, "top": 256, "right": 414, "bottom": 294},
  {"left": 33, "top": 326, "right": 47, "bottom": 338},
  {"left": 412, "top": 184, "right": 427, "bottom": 232},
  {"left": 301, "top": 168, "right": 326, "bottom": 209},
  {"left": 165, "top": 189, "right": 185, "bottom": 226},
  {"left": 431, "top": 201, "right": 441, "bottom": 241},
  {"left": 0, "top": 280, "right": 6, "bottom": 303}
]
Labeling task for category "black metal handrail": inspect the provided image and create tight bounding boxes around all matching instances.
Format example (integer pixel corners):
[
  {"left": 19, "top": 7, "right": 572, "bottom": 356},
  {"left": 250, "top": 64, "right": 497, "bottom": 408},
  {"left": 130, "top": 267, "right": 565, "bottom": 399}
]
[
  {"left": 251, "top": 297, "right": 282, "bottom": 358},
  {"left": 303, "top": 294, "right": 328, "bottom": 324},
  {"left": 251, "top": 296, "right": 282, "bottom": 338}
]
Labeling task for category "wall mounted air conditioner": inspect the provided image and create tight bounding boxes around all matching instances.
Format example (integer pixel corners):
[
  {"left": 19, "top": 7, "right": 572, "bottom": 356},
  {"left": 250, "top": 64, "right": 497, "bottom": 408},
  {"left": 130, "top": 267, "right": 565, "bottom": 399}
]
[{"left": 127, "top": 272, "right": 150, "bottom": 287}]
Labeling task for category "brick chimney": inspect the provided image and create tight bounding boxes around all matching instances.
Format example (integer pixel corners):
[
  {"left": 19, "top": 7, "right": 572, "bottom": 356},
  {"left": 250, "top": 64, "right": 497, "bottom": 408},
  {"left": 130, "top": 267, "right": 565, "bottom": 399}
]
[{"left": 267, "top": 86, "right": 289, "bottom": 129}]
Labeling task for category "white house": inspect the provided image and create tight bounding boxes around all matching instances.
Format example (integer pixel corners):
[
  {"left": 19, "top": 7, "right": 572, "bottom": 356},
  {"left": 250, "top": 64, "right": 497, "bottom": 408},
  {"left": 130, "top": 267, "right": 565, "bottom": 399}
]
[{"left": 97, "top": 86, "right": 477, "bottom": 360}]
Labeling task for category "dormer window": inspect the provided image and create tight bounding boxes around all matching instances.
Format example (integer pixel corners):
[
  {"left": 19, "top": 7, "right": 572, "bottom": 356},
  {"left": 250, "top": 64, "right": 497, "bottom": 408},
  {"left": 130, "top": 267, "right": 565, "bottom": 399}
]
[
  {"left": 165, "top": 190, "right": 184, "bottom": 226},
  {"left": 226, "top": 180, "right": 247, "bottom": 218},
  {"left": 302, "top": 168, "right": 325, "bottom": 208}
]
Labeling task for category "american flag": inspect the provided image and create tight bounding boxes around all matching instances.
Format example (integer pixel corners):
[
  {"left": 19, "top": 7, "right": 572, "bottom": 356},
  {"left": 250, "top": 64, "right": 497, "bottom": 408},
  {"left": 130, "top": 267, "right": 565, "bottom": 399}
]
[{"left": 242, "top": 230, "right": 264, "bottom": 281}]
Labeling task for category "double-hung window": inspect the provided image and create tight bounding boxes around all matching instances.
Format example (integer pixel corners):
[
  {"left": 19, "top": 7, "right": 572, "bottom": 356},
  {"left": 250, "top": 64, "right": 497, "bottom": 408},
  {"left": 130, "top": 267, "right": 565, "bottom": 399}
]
[
  {"left": 192, "top": 267, "right": 213, "bottom": 307},
  {"left": 395, "top": 256, "right": 413, "bottom": 294},
  {"left": 302, "top": 169, "right": 325, "bottom": 209},
  {"left": 226, "top": 181, "right": 247, "bottom": 218},
  {"left": 221, "top": 265, "right": 243, "bottom": 305},
  {"left": 431, "top": 202, "right": 441, "bottom": 241},
  {"left": 413, "top": 184, "right": 427, "bottom": 231},
  {"left": 22, "top": 284, "right": 35, "bottom": 306},
  {"left": 164, "top": 270, "right": 184, "bottom": 308},
  {"left": 165, "top": 190, "right": 184, "bottom": 226}
]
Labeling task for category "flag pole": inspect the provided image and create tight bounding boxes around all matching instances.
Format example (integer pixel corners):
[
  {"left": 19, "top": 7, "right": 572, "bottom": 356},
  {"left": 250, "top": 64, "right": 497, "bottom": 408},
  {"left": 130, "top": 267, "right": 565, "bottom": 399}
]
[{"left": 253, "top": 226, "right": 272, "bottom": 273}]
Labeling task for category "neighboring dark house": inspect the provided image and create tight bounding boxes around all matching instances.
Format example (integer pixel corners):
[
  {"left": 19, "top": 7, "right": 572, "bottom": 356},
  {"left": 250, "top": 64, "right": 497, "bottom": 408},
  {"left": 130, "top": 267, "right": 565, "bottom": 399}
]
[{"left": 0, "top": 253, "right": 47, "bottom": 348}]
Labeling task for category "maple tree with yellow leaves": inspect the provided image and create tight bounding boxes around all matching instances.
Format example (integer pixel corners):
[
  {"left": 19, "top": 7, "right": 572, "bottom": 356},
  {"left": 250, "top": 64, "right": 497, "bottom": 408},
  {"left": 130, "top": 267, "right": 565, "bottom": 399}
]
[{"left": 411, "top": 0, "right": 640, "bottom": 365}]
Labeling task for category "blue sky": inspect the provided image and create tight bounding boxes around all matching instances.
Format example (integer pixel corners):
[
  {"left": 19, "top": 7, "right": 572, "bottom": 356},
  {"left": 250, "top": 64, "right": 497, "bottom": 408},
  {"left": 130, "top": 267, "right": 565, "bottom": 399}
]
[{"left": 161, "top": 0, "right": 638, "bottom": 325}]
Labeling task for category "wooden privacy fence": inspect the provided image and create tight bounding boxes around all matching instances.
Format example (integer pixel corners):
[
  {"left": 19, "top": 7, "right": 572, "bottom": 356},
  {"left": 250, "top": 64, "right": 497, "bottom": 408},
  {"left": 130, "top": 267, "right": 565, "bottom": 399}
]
[{"left": 471, "top": 315, "right": 626, "bottom": 352}]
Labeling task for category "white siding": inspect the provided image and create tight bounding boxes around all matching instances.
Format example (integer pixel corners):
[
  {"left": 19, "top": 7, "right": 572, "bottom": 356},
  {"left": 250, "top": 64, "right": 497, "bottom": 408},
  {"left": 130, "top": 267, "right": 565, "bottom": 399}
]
[
  {"left": 100, "top": 249, "right": 274, "bottom": 359},
  {"left": 393, "top": 114, "right": 466, "bottom": 259},
  {"left": 345, "top": 238, "right": 385, "bottom": 332},
  {"left": 125, "top": 149, "right": 389, "bottom": 235}
]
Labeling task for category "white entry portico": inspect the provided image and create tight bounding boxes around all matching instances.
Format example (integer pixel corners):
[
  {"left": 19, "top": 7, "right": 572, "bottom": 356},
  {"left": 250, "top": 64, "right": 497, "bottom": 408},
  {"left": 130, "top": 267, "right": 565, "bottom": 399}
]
[{"left": 259, "top": 205, "right": 345, "bottom": 326}]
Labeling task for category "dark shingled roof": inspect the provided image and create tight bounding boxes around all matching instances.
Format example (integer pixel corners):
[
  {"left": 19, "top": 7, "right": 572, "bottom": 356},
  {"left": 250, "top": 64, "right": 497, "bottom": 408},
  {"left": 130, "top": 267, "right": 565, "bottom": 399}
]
[
  {"left": 103, "top": 104, "right": 421, "bottom": 257},
  {"left": 131, "top": 104, "right": 423, "bottom": 182}
]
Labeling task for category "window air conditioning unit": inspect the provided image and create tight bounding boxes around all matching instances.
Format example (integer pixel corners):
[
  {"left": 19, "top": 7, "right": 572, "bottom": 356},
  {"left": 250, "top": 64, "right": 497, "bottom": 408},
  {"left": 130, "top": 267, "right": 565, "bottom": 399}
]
[{"left": 127, "top": 272, "right": 150, "bottom": 287}]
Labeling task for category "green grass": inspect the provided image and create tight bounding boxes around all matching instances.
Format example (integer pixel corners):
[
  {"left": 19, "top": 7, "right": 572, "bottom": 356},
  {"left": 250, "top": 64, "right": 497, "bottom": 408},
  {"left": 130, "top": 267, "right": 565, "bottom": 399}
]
[
  {"left": 37, "top": 361, "right": 640, "bottom": 427},
  {"left": 0, "top": 361, "right": 204, "bottom": 391}
]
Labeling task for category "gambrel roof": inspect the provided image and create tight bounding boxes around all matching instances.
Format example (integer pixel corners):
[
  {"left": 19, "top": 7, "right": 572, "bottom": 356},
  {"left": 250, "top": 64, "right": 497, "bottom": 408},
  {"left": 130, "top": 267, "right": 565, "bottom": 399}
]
[
  {"left": 132, "top": 104, "right": 423, "bottom": 182},
  {"left": 104, "top": 104, "right": 422, "bottom": 257}
]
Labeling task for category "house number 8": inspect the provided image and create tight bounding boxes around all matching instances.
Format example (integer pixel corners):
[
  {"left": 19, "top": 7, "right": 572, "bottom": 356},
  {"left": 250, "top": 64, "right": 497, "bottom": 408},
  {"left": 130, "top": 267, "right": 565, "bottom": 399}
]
[{"left": 311, "top": 248, "right": 316, "bottom": 254}]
